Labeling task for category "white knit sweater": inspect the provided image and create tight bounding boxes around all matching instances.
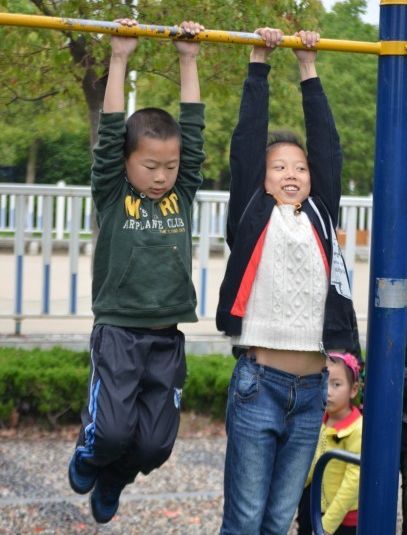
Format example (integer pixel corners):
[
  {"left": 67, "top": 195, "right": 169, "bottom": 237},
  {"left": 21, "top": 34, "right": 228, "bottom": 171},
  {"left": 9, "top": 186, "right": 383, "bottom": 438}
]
[{"left": 233, "top": 204, "right": 328, "bottom": 351}]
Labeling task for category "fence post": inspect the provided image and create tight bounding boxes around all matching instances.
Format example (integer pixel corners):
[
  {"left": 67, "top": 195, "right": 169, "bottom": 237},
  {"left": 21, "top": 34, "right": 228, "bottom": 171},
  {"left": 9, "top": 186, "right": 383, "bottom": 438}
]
[
  {"left": 198, "top": 201, "right": 211, "bottom": 317},
  {"left": 84, "top": 197, "right": 92, "bottom": 232},
  {"left": 26, "top": 195, "right": 34, "bottom": 231},
  {"left": 9, "top": 194, "right": 15, "bottom": 229},
  {"left": 37, "top": 195, "right": 43, "bottom": 231},
  {"left": 69, "top": 196, "right": 81, "bottom": 314},
  {"left": 0, "top": 194, "right": 6, "bottom": 229},
  {"left": 344, "top": 205, "right": 357, "bottom": 290},
  {"left": 41, "top": 196, "right": 53, "bottom": 314},
  {"left": 367, "top": 193, "right": 373, "bottom": 249},
  {"left": 56, "top": 180, "right": 65, "bottom": 240},
  {"left": 13, "top": 195, "right": 25, "bottom": 335}
]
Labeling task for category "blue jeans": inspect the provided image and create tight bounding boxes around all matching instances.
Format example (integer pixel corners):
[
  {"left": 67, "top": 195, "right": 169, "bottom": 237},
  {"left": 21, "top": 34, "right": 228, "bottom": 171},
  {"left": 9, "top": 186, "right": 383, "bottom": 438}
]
[{"left": 220, "top": 355, "right": 328, "bottom": 535}]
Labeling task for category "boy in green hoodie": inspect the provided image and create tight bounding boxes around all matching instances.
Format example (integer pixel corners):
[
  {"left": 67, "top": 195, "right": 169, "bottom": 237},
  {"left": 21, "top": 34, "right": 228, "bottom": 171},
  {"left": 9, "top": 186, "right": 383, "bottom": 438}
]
[{"left": 68, "top": 19, "right": 205, "bottom": 524}]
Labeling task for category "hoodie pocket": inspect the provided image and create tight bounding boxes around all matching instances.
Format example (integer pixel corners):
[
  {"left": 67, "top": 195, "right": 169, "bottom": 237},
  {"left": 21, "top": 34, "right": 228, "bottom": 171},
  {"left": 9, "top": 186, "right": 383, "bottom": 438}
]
[{"left": 116, "top": 244, "right": 195, "bottom": 311}]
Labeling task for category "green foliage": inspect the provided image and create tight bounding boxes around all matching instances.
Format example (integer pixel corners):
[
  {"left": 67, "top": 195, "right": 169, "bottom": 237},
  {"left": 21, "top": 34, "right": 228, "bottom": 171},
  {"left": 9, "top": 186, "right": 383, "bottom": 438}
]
[
  {"left": 317, "top": 0, "right": 378, "bottom": 194},
  {"left": 0, "top": 347, "right": 89, "bottom": 425},
  {"left": 0, "top": 0, "right": 87, "bottom": 155},
  {"left": 37, "top": 131, "right": 92, "bottom": 185},
  {"left": 0, "top": 347, "right": 236, "bottom": 426},
  {"left": 183, "top": 354, "right": 235, "bottom": 419},
  {"left": 0, "top": 0, "right": 379, "bottom": 193}
]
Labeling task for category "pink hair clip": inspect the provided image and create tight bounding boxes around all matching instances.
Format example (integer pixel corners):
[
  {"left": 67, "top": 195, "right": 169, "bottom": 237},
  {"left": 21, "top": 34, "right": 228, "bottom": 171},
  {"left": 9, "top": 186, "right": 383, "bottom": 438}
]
[{"left": 327, "top": 352, "right": 360, "bottom": 381}]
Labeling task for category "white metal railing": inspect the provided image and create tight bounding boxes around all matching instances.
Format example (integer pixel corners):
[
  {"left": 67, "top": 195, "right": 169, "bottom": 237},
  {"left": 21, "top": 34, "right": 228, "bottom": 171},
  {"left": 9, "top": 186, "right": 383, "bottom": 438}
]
[
  {"left": 0, "top": 182, "right": 372, "bottom": 334},
  {"left": 0, "top": 181, "right": 227, "bottom": 243}
]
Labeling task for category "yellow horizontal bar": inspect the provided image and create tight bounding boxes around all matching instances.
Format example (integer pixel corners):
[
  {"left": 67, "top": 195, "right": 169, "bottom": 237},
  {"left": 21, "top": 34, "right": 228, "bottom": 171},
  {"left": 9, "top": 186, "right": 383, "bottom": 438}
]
[
  {"left": 0, "top": 12, "right": 396, "bottom": 56},
  {"left": 380, "top": 0, "right": 407, "bottom": 5},
  {"left": 380, "top": 41, "right": 407, "bottom": 54}
]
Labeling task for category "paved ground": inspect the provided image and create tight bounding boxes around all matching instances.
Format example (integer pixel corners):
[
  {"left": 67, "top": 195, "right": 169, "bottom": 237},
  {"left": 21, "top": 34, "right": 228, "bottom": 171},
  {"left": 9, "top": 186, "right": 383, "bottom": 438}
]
[
  {"left": 0, "top": 432, "right": 226, "bottom": 535},
  {"left": 0, "top": 427, "right": 403, "bottom": 535}
]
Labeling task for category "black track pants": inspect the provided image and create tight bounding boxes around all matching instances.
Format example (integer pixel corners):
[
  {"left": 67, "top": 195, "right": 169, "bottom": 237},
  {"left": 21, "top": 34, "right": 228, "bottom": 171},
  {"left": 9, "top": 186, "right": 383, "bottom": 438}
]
[{"left": 75, "top": 324, "right": 186, "bottom": 483}]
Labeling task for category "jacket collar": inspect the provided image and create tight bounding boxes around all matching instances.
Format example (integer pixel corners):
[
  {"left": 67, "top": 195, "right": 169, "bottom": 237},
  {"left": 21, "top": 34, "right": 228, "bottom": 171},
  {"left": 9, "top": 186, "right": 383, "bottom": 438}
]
[{"left": 323, "top": 406, "right": 362, "bottom": 437}]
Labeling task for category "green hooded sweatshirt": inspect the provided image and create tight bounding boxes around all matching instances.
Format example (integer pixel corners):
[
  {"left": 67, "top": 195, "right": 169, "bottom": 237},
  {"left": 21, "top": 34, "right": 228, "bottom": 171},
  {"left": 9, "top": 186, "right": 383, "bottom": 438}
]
[{"left": 91, "top": 103, "right": 205, "bottom": 328}]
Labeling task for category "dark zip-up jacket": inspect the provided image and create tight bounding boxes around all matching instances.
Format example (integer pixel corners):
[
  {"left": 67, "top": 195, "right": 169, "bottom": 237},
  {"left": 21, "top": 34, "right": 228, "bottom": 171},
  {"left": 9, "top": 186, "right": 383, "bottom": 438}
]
[
  {"left": 216, "top": 63, "right": 360, "bottom": 357},
  {"left": 91, "top": 103, "right": 205, "bottom": 328}
]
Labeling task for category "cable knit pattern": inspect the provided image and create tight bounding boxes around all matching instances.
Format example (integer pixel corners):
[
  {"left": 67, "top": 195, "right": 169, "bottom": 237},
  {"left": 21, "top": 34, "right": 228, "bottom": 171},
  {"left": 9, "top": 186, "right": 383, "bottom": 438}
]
[{"left": 233, "top": 204, "right": 328, "bottom": 351}]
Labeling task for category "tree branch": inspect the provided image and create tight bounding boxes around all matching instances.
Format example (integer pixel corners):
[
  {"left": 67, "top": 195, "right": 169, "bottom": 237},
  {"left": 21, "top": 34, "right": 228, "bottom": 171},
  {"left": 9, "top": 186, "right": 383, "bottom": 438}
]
[
  {"left": 29, "top": 0, "right": 54, "bottom": 18},
  {"left": 3, "top": 84, "right": 59, "bottom": 105},
  {"left": 140, "top": 68, "right": 178, "bottom": 85},
  {"left": 29, "top": 0, "right": 75, "bottom": 41}
]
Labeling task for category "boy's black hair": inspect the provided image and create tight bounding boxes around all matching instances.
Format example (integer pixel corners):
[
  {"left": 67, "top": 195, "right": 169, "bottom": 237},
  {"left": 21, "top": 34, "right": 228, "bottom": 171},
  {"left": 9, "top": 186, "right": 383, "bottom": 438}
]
[
  {"left": 124, "top": 107, "right": 182, "bottom": 158},
  {"left": 266, "top": 130, "right": 306, "bottom": 154}
]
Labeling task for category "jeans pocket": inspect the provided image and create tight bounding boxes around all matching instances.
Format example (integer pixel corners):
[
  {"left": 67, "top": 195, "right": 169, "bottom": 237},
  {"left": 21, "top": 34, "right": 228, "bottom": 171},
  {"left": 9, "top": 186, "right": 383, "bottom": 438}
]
[{"left": 235, "top": 359, "right": 259, "bottom": 402}]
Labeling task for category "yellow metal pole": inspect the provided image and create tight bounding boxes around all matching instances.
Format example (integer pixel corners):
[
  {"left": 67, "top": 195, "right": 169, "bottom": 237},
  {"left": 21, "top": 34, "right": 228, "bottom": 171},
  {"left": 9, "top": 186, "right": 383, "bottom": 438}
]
[{"left": 0, "top": 11, "right": 386, "bottom": 55}]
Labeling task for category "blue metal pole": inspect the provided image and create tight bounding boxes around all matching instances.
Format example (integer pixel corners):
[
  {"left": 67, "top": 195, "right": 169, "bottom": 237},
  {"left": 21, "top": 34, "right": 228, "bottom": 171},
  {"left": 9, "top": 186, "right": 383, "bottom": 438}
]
[{"left": 358, "top": 2, "right": 407, "bottom": 534}]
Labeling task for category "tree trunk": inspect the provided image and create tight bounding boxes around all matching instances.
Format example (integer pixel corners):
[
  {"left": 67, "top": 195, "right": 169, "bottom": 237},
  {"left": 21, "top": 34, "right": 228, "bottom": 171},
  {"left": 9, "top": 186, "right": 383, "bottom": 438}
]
[{"left": 25, "top": 139, "right": 39, "bottom": 184}]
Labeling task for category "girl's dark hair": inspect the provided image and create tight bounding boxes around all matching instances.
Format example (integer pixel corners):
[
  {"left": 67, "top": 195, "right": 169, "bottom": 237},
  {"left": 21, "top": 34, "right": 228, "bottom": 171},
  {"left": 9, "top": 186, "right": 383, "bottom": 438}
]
[
  {"left": 266, "top": 130, "right": 306, "bottom": 154},
  {"left": 124, "top": 107, "right": 182, "bottom": 158}
]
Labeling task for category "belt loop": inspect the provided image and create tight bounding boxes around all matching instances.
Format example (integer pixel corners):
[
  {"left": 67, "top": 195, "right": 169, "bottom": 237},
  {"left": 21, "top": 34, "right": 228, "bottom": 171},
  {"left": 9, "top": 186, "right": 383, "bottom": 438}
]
[
  {"left": 295, "top": 375, "right": 301, "bottom": 385},
  {"left": 247, "top": 352, "right": 256, "bottom": 363}
]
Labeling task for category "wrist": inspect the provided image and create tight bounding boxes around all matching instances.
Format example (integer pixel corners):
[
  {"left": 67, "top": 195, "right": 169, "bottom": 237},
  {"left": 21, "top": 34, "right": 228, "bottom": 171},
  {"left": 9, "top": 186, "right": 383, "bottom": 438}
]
[
  {"left": 298, "top": 61, "right": 317, "bottom": 81},
  {"left": 178, "top": 52, "right": 199, "bottom": 62},
  {"left": 250, "top": 49, "right": 269, "bottom": 63},
  {"left": 110, "top": 52, "right": 130, "bottom": 64}
]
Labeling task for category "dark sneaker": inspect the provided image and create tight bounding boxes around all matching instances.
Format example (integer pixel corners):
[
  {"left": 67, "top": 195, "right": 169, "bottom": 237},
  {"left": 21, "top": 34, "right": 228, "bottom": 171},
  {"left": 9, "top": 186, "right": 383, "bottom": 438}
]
[
  {"left": 68, "top": 454, "right": 98, "bottom": 495},
  {"left": 90, "top": 474, "right": 125, "bottom": 524}
]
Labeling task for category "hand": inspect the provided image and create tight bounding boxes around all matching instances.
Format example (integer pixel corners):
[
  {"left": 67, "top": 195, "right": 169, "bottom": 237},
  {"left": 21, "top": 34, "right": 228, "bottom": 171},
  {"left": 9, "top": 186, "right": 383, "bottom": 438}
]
[
  {"left": 173, "top": 20, "right": 205, "bottom": 57},
  {"left": 110, "top": 18, "right": 139, "bottom": 59},
  {"left": 250, "top": 27, "right": 283, "bottom": 63},
  {"left": 292, "top": 30, "right": 320, "bottom": 63}
]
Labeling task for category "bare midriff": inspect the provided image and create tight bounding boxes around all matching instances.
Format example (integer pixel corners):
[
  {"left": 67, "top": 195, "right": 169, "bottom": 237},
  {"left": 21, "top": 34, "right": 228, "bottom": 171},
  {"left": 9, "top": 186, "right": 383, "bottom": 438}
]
[{"left": 251, "top": 347, "right": 326, "bottom": 376}]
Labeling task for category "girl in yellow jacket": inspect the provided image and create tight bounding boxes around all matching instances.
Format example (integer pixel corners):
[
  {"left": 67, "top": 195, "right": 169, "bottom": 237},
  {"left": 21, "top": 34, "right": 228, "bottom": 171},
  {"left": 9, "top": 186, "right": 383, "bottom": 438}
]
[{"left": 297, "top": 352, "right": 362, "bottom": 535}]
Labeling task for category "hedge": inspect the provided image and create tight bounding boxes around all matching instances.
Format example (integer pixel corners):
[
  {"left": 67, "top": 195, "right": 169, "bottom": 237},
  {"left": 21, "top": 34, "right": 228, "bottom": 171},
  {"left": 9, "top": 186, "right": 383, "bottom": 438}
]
[{"left": 0, "top": 347, "right": 235, "bottom": 427}]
